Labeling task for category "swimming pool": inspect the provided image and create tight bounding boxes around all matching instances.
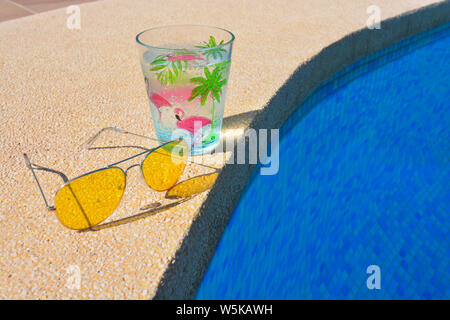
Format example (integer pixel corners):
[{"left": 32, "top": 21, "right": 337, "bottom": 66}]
[{"left": 196, "top": 23, "right": 450, "bottom": 299}]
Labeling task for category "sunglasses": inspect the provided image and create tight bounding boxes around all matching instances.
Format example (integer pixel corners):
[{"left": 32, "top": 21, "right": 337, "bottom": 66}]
[{"left": 24, "top": 127, "right": 218, "bottom": 230}]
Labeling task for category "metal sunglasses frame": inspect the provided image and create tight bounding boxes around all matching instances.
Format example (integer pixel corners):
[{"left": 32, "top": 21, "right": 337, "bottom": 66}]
[{"left": 23, "top": 127, "right": 216, "bottom": 219}]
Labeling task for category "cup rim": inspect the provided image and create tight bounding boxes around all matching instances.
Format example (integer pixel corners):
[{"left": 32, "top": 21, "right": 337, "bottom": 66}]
[{"left": 136, "top": 24, "right": 235, "bottom": 50}]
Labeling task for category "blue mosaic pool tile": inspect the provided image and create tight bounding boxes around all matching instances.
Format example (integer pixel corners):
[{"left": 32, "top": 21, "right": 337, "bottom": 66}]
[{"left": 196, "top": 23, "right": 450, "bottom": 299}]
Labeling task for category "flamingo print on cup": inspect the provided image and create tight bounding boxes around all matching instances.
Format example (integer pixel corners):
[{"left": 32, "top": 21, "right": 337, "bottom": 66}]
[
  {"left": 137, "top": 25, "right": 234, "bottom": 155},
  {"left": 172, "top": 108, "right": 211, "bottom": 146},
  {"left": 149, "top": 92, "right": 177, "bottom": 130}
]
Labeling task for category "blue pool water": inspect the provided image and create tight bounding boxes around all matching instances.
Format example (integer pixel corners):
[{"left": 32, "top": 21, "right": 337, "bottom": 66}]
[{"left": 196, "top": 24, "right": 450, "bottom": 299}]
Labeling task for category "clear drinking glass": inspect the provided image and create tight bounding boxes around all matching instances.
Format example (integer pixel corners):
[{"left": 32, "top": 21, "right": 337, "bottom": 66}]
[{"left": 136, "top": 25, "right": 235, "bottom": 155}]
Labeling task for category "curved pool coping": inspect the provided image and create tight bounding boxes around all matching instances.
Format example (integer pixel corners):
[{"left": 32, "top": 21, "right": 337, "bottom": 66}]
[{"left": 154, "top": 1, "right": 450, "bottom": 299}]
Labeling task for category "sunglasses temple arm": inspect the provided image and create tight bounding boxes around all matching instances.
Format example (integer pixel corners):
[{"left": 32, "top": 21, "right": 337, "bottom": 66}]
[
  {"left": 107, "top": 149, "right": 152, "bottom": 167},
  {"left": 83, "top": 126, "right": 221, "bottom": 172},
  {"left": 23, "top": 153, "right": 69, "bottom": 211},
  {"left": 82, "top": 127, "right": 160, "bottom": 149}
]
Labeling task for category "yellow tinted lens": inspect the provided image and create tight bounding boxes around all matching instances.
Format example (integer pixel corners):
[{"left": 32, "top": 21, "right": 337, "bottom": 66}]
[
  {"left": 142, "top": 140, "right": 187, "bottom": 191},
  {"left": 55, "top": 168, "right": 125, "bottom": 230},
  {"left": 166, "top": 172, "right": 218, "bottom": 199}
]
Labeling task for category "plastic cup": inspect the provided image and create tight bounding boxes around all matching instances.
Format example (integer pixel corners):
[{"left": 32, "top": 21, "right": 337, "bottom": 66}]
[{"left": 136, "top": 25, "right": 235, "bottom": 155}]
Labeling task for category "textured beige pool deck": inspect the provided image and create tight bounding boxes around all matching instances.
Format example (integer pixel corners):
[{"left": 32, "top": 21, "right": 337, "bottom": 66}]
[{"left": 1, "top": 0, "right": 449, "bottom": 299}]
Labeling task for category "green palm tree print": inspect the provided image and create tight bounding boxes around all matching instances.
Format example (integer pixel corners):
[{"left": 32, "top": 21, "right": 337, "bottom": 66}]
[
  {"left": 195, "top": 36, "right": 227, "bottom": 60},
  {"left": 188, "top": 65, "right": 227, "bottom": 106}
]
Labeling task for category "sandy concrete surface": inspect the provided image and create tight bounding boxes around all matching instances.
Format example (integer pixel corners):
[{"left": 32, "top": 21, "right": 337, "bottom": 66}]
[{"left": 0, "top": 0, "right": 448, "bottom": 299}]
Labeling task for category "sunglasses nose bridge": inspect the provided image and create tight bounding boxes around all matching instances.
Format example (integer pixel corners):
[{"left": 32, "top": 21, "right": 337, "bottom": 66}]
[
  {"left": 123, "top": 163, "right": 149, "bottom": 187},
  {"left": 124, "top": 163, "right": 141, "bottom": 175}
]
